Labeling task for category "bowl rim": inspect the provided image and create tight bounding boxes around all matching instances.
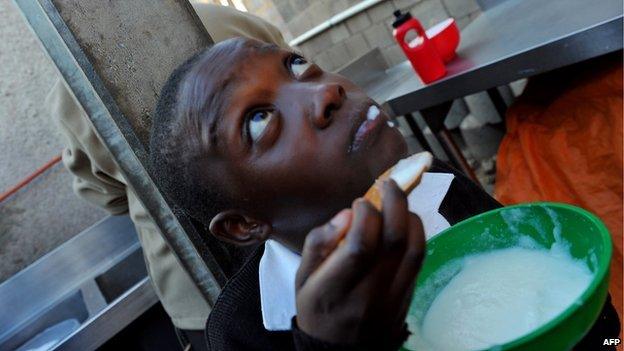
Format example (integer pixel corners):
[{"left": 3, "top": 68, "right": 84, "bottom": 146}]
[{"left": 422, "top": 201, "right": 612, "bottom": 350}]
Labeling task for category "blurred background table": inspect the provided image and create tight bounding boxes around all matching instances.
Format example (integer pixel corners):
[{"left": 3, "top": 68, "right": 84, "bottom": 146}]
[{"left": 358, "top": 0, "right": 623, "bottom": 179}]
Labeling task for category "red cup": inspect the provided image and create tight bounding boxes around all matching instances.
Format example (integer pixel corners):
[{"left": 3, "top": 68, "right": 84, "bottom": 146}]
[
  {"left": 393, "top": 15, "right": 446, "bottom": 84},
  {"left": 426, "top": 18, "right": 460, "bottom": 63}
]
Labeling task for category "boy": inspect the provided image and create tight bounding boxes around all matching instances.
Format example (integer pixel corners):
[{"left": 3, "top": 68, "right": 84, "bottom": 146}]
[{"left": 150, "top": 38, "right": 619, "bottom": 350}]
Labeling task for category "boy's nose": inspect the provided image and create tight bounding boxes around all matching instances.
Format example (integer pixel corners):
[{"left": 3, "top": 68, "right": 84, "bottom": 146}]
[{"left": 311, "top": 83, "right": 345, "bottom": 129}]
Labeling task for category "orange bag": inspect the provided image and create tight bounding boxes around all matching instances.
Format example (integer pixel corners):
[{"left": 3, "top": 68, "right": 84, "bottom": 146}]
[{"left": 495, "top": 54, "right": 623, "bottom": 319}]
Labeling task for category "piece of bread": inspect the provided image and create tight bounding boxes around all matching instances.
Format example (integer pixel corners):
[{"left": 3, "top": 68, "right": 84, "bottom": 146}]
[{"left": 364, "top": 152, "right": 433, "bottom": 210}]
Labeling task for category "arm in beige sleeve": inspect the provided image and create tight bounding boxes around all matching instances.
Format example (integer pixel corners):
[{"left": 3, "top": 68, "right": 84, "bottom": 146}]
[
  {"left": 46, "top": 79, "right": 129, "bottom": 215},
  {"left": 47, "top": 79, "right": 212, "bottom": 329}
]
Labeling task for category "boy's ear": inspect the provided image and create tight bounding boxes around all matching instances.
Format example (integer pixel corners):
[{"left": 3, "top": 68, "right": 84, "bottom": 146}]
[{"left": 209, "top": 210, "right": 272, "bottom": 245}]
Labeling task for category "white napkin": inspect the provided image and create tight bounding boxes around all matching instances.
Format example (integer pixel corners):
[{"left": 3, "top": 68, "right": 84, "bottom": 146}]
[
  {"left": 258, "top": 172, "right": 455, "bottom": 331},
  {"left": 258, "top": 239, "right": 301, "bottom": 331},
  {"left": 407, "top": 172, "right": 454, "bottom": 240}
]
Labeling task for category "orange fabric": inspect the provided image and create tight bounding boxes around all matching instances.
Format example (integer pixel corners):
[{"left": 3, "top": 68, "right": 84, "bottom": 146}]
[{"left": 495, "top": 61, "right": 623, "bottom": 321}]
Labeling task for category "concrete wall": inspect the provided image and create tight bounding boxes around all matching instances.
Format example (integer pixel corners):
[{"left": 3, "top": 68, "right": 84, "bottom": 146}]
[
  {"left": 243, "top": 0, "right": 295, "bottom": 41},
  {"left": 275, "top": 0, "right": 481, "bottom": 71}
]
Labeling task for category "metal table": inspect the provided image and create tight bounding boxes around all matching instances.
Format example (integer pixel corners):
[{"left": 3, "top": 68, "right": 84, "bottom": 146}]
[
  {"left": 363, "top": 0, "right": 623, "bottom": 178},
  {"left": 0, "top": 216, "right": 157, "bottom": 350}
]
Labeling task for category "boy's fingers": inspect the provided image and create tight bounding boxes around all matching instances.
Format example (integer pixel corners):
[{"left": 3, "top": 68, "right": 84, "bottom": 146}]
[
  {"left": 296, "top": 209, "right": 352, "bottom": 290},
  {"left": 362, "top": 180, "right": 410, "bottom": 305},
  {"left": 387, "top": 213, "right": 425, "bottom": 316},
  {"left": 378, "top": 214, "right": 425, "bottom": 334},
  {"left": 381, "top": 179, "right": 409, "bottom": 254},
  {"left": 310, "top": 200, "right": 382, "bottom": 292},
  {"left": 342, "top": 199, "right": 382, "bottom": 267}
]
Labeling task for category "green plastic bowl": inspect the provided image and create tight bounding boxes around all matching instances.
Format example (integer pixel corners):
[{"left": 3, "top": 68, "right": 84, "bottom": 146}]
[{"left": 402, "top": 202, "right": 612, "bottom": 351}]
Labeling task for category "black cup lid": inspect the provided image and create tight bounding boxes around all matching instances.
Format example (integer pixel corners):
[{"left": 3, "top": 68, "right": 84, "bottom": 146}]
[{"left": 391, "top": 10, "right": 412, "bottom": 28}]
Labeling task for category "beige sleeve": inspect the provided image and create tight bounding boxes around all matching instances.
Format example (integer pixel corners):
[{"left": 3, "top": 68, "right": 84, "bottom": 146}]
[
  {"left": 192, "top": 3, "right": 290, "bottom": 48},
  {"left": 46, "top": 79, "right": 212, "bottom": 329},
  {"left": 47, "top": 80, "right": 129, "bottom": 215},
  {"left": 126, "top": 190, "right": 211, "bottom": 330}
]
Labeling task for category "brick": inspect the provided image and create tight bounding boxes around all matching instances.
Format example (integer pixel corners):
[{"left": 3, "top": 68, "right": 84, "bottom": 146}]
[
  {"left": 343, "top": 33, "right": 371, "bottom": 60},
  {"left": 362, "top": 23, "right": 394, "bottom": 49},
  {"left": 302, "top": 31, "right": 333, "bottom": 56},
  {"left": 463, "top": 92, "right": 501, "bottom": 124},
  {"left": 456, "top": 9, "right": 481, "bottom": 29},
  {"left": 393, "top": 0, "right": 421, "bottom": 11},
  {"left": 328, "top": 0, "right": 351, "bottom": 15},
  {"left": 509, "top": 78, "right": 528, "bottom": 97},
  {"left": 273, "top": 0, "right": 297, "bottom": 22},
  {"left": 444, "top": 98, "right": 469, "bottom": 129},
  {"left": 312, "top": 50, "right": 334, "bottom": 71},
  {"left": 345, "top": 12, "right": 372, "bottom": 34},
  {"left": 456, "top": 14, "right": 471, "bottom": 30},
  {"left": 409, "top": 0, "right": 450, "bottom": 28},
  {"left": 289, "top": 0, "right": 310, "bottom": 12},
  {"left": 326, "top": 42, "right": 351, "bottom": 70},
  {"left": 367, "top": 1, "right": 397, "bottom": 22},
  {"left": 380, "top": 43, "right": 407, "bottom": 66},
  {"left": 306, "top": 1, "right": 333, "bottom": 28},
  {"left": 441, "top": 0, "right": 480, "bottom": 18},
  {"left": 295, "top": 43, "right": 313, "bottom": 60},
  {"left": 287, "top": 11, "right": 315, "bottom": 37},
  {"left": 296, "top": 42, "right": 314, "bottom": 59},
  {"left": 384, "top": 13, "right": 400, "bottom": 30},
  {"left": 328, "top": 23, "right": 350, "bottom": 44}
]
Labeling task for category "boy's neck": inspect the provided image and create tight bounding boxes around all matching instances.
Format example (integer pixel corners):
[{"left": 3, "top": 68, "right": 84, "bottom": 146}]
[{"left": 269, "top": 203, "right": 347, "bottom": 253}]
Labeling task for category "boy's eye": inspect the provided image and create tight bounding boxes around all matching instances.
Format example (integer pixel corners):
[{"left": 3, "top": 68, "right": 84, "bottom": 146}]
[
  {"left": 247, "top": 109, "right": 275, "bottom": 142},
  {"left": 289, "top": 55, "right": 312, "bottom": 79}
]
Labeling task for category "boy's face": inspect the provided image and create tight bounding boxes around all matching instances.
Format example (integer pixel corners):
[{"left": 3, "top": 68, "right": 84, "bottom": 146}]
[{"left": 197, "top": 39, "right": 407, "bottom": 251}]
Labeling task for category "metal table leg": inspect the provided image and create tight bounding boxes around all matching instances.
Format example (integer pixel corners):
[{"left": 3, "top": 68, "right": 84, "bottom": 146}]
[
  {"left": 438, "top": 128, "right": 479, "bottom": 182},
  {"left": 403, "top": 113, "right": 433, "bottom": 153},
  {"left": 420, "top": 102, "right": 480, "bottom": 183},
  {"left": 486, "top": 87, "right": 508, "bottom": 119},
  {"left": 486, "top": 87, "right": 508, "bottom": 133}
]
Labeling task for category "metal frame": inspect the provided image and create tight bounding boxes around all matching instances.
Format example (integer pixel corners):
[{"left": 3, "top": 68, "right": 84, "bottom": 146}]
[
  {"left": 14, "top": 0, "right": 226, "bottom": 305},
  {"left": 0, "top": 215, "right": 158, "bottom": 350},
  {"left": 58, "top": 277, "right": 157, "bottom": 350},
  {"left": 419, "top": 103, "right": 479, "bottom": 182}
]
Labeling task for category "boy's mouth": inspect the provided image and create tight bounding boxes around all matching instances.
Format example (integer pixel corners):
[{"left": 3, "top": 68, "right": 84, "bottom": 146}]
[{"left": 349, "top": 104, "right": 393, "bottom": 153}]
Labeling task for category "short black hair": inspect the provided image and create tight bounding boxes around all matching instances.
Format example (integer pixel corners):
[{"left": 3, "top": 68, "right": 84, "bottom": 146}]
[{"left": 149, "top": 38, "right": 279, "bottom": 226}]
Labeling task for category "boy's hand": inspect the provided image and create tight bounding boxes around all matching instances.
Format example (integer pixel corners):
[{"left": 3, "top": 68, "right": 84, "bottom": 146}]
[{"left": 295, "top": 180, "right": 425, "bottom": 346}]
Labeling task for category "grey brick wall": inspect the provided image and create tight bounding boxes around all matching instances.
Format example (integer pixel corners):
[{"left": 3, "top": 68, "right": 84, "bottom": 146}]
[{"left": 273, "top": 0, "right": 482, "bottom": 72}]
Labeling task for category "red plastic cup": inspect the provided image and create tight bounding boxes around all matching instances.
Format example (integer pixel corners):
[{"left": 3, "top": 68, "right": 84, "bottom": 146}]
[
  {"left": 426, "top": 18, "right": 460, "bottom": 63},
  {"left": 393, "top": 14, "right": 446, "bottom": 84}
]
